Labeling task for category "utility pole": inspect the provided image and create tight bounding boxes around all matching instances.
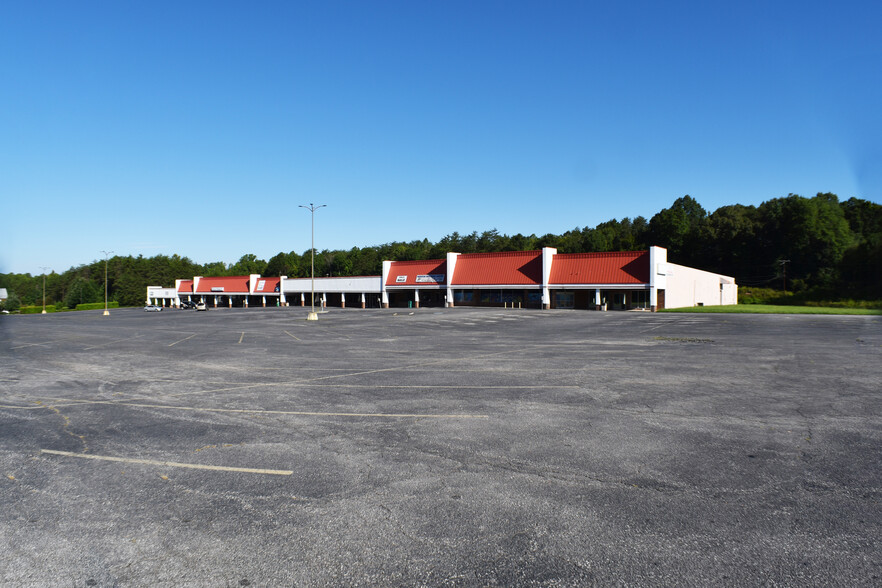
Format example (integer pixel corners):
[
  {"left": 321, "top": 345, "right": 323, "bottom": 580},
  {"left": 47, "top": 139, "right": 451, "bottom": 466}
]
[
  {"left": 779, "top": 259, "right": 790, "bottom": 295},
  {"left": 298, "top": 203, "right": 326, "bottom": 321},
  {"left": 100, "top": 251, "right": 114, "bottom": 316},
  {"left": 39, "top": 266, "right": 50, "bottom": 314}
]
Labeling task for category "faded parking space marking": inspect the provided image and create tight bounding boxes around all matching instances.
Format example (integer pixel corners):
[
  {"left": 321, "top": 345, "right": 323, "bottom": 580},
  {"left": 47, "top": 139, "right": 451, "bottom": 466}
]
[
  {"left": 31, "top": 398, "right": 490, "bottom": 419},
  {"left": 40, "top": 449, "right": 293, "bottom": 475},
  {"left": 168, "top": 334, "right": 197, "bottom": 347},
  {"left": 10, "top": 341, "right": 54, "bottom": 350},
  {"left": 82, "top": 334, "right": 144, "bottom": 351}
]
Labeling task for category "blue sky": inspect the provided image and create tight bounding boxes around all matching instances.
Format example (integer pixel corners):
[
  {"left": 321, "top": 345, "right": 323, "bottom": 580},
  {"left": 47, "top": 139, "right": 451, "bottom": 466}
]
[{"left": 2, "top": 0, "right": 879, "bottom": 275}]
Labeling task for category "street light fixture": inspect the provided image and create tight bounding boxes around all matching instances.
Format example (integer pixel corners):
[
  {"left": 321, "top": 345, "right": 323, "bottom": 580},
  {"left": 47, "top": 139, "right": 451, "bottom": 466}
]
[
  {"left": 100, "top": 250, "right": 114, "bottom": 316},
  {"left": 39, "top": 266, "right": 50, "bottom": 314},
  {"left": 299, "top": 203, "right": 326, "bottom": 321}
]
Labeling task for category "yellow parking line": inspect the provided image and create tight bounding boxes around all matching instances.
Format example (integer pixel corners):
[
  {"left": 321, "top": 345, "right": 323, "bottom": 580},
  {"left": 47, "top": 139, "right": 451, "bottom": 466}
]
[
  {"left": 283, "top": 330, "right": 301, "bottom": 341},
  {"left": 40, "top": 449, "right": 293, "bottom": 475},
  {"left": 238, "top": 332, "right": 245, "bottom": 344}
]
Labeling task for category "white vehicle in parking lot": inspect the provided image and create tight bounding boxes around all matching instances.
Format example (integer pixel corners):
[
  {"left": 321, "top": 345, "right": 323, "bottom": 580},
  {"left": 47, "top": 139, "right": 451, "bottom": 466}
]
[
  {"left": 144, "top": 305, "right": 162, "bottom": 312},
  {"left": 195, "top": 302, "right": 208, "bottom": 311}
]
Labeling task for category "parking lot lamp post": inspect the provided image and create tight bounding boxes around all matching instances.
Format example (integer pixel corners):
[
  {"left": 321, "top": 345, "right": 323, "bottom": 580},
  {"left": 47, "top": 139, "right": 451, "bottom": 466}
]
[
  {"left": 100, "top": 250, "right": 113, "bottom": 316},
  {"left": 299, "top": 203, "right": 326, "bottom": 321},
  {"left": 39, "top": 266, "right": 50, "bottom": 314}
]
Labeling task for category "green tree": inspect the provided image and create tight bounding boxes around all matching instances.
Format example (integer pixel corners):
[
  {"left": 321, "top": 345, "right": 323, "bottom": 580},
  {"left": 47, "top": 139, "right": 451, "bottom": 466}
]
[
  {"left": 265, "top": 251, "right": 301, "bottom": 277},
  {"left": 757, "top": 193, "right": 853, "bottom": 287},
  {"left": 1, "top": 291, "right": 21, "bottom": 311},
  {"left": 704, "top": 204, "right": 761, "bottom": 278},
  {"left": 64, "top": 276, "right": 101, "bottom": 308},
  {"left": 506, "top": 233, "right": 538, "bottom": 251},
  {"left": 228, "top": 253, "right": 267, "bottom": 276},
  {"left": 648, "top": 195, "right": 708, "bottom": 265},
  {"left": 842, "top": 197, "right": 882, "bottom": 241}
]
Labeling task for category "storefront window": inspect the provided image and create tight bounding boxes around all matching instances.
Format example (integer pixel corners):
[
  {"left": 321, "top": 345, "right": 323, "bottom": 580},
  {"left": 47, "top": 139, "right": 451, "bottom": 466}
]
[
  {"left": 454, "top": 291, "right": 474, "bottom": 304},
  {"left": 555, "top": 292, "right": 575, "bottom": 309},
  {"left": 631, "top": 290, "right": 649, "bottom": 309}
]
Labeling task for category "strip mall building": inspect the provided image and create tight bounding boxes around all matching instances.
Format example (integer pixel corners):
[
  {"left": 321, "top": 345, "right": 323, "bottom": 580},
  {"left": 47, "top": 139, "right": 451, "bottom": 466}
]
[{"left": 146, "top": 246, "right": 737, "bottom": 311}]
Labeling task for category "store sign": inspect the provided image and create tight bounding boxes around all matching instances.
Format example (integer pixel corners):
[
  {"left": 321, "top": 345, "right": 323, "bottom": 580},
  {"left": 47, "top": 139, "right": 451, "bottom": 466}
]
[
  {"left": 256, "top": 280, "right": 266, "bottom": 291},
  {"left": 211, "top": 287, "right": 224, "bottom": 292},
  {"left": 415, "top": 274, "right": 444, "bottom": 284},
  {"left": 396, "top": 275, "right": 407, "bottom": 283}
]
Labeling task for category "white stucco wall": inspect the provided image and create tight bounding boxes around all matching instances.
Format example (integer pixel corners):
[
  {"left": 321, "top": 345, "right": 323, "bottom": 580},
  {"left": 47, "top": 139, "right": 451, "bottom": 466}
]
[
  {"left": 663, "top": 263, "right": 737, "bottom": 308},
  {"left": 146, "top": 287, "right": 177, "bottom": 299},
  {"left": 283, "top": 276, "right": 381, "bottom": 294}
]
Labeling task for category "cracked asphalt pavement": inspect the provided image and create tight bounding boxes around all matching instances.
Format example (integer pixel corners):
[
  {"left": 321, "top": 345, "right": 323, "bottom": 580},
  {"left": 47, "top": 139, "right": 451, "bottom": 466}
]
[{"left": 1, "top": 307, "right": 881, "bottom": 586}]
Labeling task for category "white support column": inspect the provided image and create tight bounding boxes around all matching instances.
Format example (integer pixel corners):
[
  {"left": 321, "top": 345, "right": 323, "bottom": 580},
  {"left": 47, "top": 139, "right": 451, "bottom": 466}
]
[
  {"left": 445, "top": 251, "right": 460, "bottom": 307},
  {"left": 595, "top": 288, "right": 601, "bottom": 310},
  {"left": 413, "top": 289, "right": 420, "bottom": 309},
  {"left": 381, "top": 260, "right": 392, "bottom": 308},
  {"left": 262, "top": 296, "right": 266, "bottom": 307},
  {"left": 341, "top": 293, "right": 346, "bottom": 308},
  {"left": 360, "top": 293, "right": 365, "bottom": 309},
  {"left": 541, "top": 247, "right": 557, "bottom": 310}
]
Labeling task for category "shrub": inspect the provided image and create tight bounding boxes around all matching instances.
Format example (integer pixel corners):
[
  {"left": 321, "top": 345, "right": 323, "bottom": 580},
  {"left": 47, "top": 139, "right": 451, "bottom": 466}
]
[
  {"left": 19, "top": 305, "right": 58, "bottom": 314},
  {"left": 738, "top": 287, "right": 882, "bottom": 309},
  {"left": 0, "top": 291, "right": 21, "bottom": 312},
  {"left": 75, "top": 301, "right": 120, "bottom": 311}
]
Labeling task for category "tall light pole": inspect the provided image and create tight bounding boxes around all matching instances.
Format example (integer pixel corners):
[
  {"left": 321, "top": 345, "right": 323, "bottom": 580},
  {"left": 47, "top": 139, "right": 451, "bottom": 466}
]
[
  {"left": 299, "top": 203, "right": 326, "bottom": 321},
  {"left": 39, "top": 266, "right": 50, "bottom": 314},
  {"left": 100, "top": 250, "right": 114, "bottom": 316}
]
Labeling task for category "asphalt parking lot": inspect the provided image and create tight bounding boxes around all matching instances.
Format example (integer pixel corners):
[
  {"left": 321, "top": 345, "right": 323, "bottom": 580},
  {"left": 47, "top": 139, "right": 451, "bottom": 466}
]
[{"left": 1, "top": 306, "right": 881, "bottom": 586}]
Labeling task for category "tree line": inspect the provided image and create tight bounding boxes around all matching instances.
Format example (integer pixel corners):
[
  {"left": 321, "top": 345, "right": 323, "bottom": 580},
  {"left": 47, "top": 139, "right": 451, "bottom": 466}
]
[{"left": 2, "top": 193, "right": 880, "bottom": 310}]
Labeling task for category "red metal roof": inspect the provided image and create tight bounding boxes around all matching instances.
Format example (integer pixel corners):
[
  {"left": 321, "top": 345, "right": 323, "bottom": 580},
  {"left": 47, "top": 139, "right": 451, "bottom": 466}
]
[
  {"left": 253, "top": 277, "right": 280, "bottom": 293},
  {"left": 386, "top": 260, "right": 447, "bottom": 286},
  {"left": 549, "top": 251, "right": 649, "bottom": 284},
  {"left": 177, "top": 280, "right": 193, "bottom": 293},
  {"left": 451, "top": 251, "right": 542, "bottom": 285},
  {"left": 195, "top": 276, "right": 251, "bottom": 293}
]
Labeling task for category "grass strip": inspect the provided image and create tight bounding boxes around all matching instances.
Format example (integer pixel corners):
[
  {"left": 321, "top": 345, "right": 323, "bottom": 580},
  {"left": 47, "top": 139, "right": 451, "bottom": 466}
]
[{"left": 660, "top": 305, "right": 882, "bottom": 315}]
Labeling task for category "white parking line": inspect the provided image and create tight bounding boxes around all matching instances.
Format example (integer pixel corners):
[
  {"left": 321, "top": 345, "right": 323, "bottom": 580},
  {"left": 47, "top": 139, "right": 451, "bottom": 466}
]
[
  {"left": 40, "top": 449, "right": 293, "bottom": 475},
  {"left": 10, "top": 341, "right": 53, "bottom": 350},
  {"left": 83, "top": 335, "right": 144, "bottom": 351},
  {"left": 32, "top": 398, "right": 490, "bottom": 419},
  {"left": 168, "top": 334, "right": 197, "bottom": 347}
]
